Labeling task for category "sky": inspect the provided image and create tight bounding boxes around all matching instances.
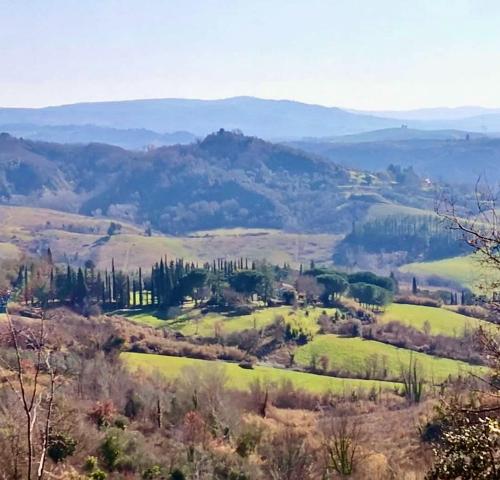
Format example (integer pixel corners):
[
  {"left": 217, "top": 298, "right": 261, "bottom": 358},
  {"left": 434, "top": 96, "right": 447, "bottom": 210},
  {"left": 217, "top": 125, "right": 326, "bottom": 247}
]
[{"left": 1, "top": 0, "right": 500, "bottom": 110}]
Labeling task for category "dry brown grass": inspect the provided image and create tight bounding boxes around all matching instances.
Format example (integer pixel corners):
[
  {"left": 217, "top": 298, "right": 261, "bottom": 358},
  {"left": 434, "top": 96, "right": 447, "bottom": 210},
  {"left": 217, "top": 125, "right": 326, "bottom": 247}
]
[{"left": 0, "top": 205, "right": 341, "bottom": 270}]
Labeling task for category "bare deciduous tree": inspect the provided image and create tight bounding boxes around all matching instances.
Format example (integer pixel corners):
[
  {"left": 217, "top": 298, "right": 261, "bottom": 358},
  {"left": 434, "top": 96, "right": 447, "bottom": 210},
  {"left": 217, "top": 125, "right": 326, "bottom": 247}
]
[
  {"left": 321, "top": 414, "right": 363, "bottom": 477},
  {"left": 0, "top": 311, "right": 58, "bottom": 480}
]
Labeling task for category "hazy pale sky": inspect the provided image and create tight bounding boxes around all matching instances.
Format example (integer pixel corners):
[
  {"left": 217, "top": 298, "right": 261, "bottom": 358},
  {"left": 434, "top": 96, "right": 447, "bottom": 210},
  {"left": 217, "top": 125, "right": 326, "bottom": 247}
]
[{"left": 1, "top": 0, "right": 500, "bottom": 109}]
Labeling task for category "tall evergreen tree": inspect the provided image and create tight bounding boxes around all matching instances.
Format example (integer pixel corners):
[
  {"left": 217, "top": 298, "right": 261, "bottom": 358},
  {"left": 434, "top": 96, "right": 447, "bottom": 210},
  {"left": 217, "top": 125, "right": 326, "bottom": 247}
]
[
  {"left": 138, "top": 267, "right": 143, "bottom": 306},
  {"left": 73, "top": 268, "right": 87, "bottom": 304},
  {"left": 412, "top": 277, "right": 418, "bottom": 295},
  {"left": 111, "top": 258, "right": 116, "bottom": 302}
]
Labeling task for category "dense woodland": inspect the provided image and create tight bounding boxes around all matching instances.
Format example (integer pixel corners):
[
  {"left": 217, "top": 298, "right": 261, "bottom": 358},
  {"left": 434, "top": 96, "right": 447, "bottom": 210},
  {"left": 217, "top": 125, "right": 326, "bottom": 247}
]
[{"left": 335, "top": 215, "right": 470, "bottom": 266}]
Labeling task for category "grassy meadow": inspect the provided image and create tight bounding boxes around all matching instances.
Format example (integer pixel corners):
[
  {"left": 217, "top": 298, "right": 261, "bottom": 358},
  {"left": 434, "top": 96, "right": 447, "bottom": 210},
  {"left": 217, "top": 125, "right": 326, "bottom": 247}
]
[
  {"left": 381, "top": 303, "right": 492, "bottom": 337},
  {"left": 122, "top": 352, "right": 400, "bottom": 394},
  {"left": 125, "top": 305, "right": 337, "bottom": 337},
  {"left": 294, "top": 334, "right": 486, "bottom": 383}
]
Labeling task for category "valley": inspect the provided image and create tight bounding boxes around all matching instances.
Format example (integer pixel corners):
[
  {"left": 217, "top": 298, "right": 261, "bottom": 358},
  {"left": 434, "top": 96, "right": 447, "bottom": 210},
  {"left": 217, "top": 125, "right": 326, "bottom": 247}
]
[{"left": 2, "top": 3, "right": 500, "bottom": 478}]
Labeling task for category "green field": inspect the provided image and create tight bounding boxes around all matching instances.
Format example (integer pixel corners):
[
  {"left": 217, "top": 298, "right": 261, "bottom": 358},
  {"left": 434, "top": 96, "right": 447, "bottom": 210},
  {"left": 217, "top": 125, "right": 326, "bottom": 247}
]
[
  {"left": 122, "top": 352, "right": 399, "bottom": 394},
  {"left": 366, "top": 203, "right": 435, "bottom": 220},
  {"left": 400, "top": 254, "right": 498, "bottom": 292},
  {"left": 294, "top": 334, "right": 486, "bottom": 383},
  {"left": 125, "top": 306, "right": 336, "bottom": 337},
  {"left": 381, "top": 303, "right": 492, "bottom": 337}
]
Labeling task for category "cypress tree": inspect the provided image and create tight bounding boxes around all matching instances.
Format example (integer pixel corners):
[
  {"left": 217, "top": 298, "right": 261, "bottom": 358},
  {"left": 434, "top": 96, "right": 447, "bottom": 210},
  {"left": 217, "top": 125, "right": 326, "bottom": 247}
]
[
  {"left": 126, "top": 275, "right": 131, "bottom": 308},
  {"left": 49, "top": 268, "right": 54, "bottom": 304},
  {"left": 412, "top": 277, "right": 418, "bottom": 295},
  {"left": 101, "top": 278, "right": 106, "bottom": 306},
  {"left": 111, "top": 258, "right": 116, "bottom": 302},
  {"left": 46, "top": 247, "right": 53, "bottom": 265},
  {"left": 151, "top": 267, "right": 155, "bottom": 305},
  {"left": 74, "top": 268, "right": 87, "bottom": 304},
  {"left": 132, "top": 279, "right": 136, "bottom": 307},
  {"left": 23, "top": 265, "right": 28, "bottom": 304},
  {"left": 138, "top": 267, "right": 143, "bottom": 307}
]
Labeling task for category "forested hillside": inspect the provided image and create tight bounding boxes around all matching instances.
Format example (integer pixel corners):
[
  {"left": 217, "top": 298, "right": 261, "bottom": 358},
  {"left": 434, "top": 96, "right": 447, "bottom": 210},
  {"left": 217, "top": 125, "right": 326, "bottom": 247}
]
[{"left": 0, "top": 130, "right": 436, "bottom": 234}]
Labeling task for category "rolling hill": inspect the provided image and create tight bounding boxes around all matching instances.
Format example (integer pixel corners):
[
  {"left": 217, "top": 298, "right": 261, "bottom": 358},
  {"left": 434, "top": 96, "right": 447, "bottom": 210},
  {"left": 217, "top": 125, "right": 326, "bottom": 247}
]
[
  {"left": 0, "top": 130, "right": 436, "bottom": 235},
  {"left": 0, "top": 205, "right": 341, "bottom": 270}
]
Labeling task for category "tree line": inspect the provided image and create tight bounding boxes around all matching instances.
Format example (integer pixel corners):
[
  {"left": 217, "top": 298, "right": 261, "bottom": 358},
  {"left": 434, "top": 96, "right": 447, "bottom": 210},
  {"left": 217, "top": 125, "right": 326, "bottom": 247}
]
[{"left": 15, "top": 250, "right": 396, "bottom": 313}]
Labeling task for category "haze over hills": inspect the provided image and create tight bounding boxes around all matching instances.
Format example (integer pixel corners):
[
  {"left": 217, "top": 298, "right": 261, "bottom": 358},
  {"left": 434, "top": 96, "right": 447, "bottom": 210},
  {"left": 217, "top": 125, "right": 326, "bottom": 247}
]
[
  {"left": 313, "top": 127, "right": 487, "bottom": 143},
  {"left": 0, "top": 123, "right": 197, "bottom": 150},
  {"left": 351, "top": 106, "right": 500, "bottom": 121},
  {"left": 3, "top": 96, "right": 500, "bottom": 146},
  {"left": 288, "top": 136, "right": 500, "bottom": 184},
  {"left": 0, "top": 96, "right": 403, "bottom": 139}
]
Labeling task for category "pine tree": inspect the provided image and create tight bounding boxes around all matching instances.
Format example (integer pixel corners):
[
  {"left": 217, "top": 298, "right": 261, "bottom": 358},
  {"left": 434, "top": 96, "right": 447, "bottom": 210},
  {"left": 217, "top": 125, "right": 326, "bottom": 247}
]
[{"left": 412, "top": 277, "right": 418, "bottom": 295}]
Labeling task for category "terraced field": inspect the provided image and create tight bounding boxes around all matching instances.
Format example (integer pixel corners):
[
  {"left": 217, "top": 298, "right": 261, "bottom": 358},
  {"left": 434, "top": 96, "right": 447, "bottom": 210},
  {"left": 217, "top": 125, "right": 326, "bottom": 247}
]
[
  {"left": 381, "top": 303, "right": 492, "bottom": 337},
  {"left": 294, "top": 334, "right": 486, "bottom": 383},
  {"left": 125, "top": 306, "right": 337, "bottom": 337},
  {"left": 122, "top": 352, "right": 400, "bottom": 394}
]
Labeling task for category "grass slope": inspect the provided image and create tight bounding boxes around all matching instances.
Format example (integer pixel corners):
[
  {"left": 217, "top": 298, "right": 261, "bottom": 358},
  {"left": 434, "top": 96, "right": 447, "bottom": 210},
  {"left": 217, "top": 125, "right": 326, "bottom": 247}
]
[
  {"left": 381, "top": 303, "right": 492, "bottom": 337},
  {"left": 122, "top": 352, "right": 399, "bottom": 394},
  {"left": 295, "top": 334, "right": 486, "bottom": 383},
  {"left": 366, "top": 202, "right": 435, "bottom": 220},
  {"left": 400, "top": 254, "right": 499, "bottom": 292},
  {"left": 126, "top": 306, "right": 336, "bottom": 337}
]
